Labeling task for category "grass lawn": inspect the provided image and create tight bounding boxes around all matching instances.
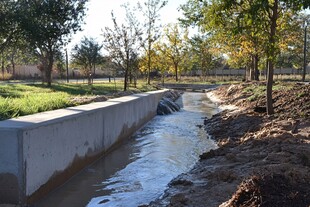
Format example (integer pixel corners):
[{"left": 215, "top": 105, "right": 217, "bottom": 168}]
[{"left": 0, "top": 81, "right": 156, "bottom": 121}]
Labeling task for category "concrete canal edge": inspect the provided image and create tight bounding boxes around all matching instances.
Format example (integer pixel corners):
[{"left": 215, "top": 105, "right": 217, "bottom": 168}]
[{"left": 0, "top": 89, "right": 168, "bottom": 205}]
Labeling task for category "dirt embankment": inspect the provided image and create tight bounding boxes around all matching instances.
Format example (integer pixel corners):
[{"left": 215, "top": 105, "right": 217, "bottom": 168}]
[{"left": 147, "top": 82, "right": 310, "bottom": 207}]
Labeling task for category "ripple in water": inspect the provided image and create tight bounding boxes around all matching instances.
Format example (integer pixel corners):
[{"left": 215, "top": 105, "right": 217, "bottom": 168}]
[{"left": 36, "top": 92, "right": 219, "bottom": 207}]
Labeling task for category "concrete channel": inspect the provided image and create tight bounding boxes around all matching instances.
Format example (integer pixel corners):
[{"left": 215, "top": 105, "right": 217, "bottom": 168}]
[{"left": 0, "top": 89, "right": 167, "bottom": 205}]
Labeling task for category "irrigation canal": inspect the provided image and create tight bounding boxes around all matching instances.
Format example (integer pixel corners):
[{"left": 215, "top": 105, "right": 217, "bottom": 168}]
[{"left": 35, "top": 92, "right": 220, "bottom": 207}]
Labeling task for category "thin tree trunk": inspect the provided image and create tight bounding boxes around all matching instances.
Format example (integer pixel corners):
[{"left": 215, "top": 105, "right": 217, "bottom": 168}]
[
  {"left": 250, "top": 55, "right": 255, "bottom": 81},
  {"left": 161, "top": 72, "right": 165, "bottom": 85},
  {"left": 147, "top": 26, "right": 152, "bottom": 85},
  {"left": 88, "top": 66, "right": 92, "bottom": 85},
  {"left": 92, "top": 63, "right": 95, "bottom": 84},
  {"left": 124, "top": 52, "right": 129, "bottom": 91},
  {"left": 302, "top": 24, "right": 307, "bottom": 82},
  {"left": 12, "top": 59, "right": 15, "bottom": 80},
  {"left": 266, "top": 0, "right": 278, "bottom": 115},
  {"left": 1, "top": 57, "right": 4, "bottom": 80},
  {"left": 129, "top": 68, "right": 133, "bottom": 84},
  {"left": 254, "top": 54, "right": 259, "bottom": 81},
  {"left": 246, "top": 65, "right": 251, "bottom": 81},
  {"left": 11, "top": 52, "right": 16, "bottom": 80},
  {"left": 175, "top": 63, "right": 178, "bottom": 82},
  {"left": 124, "top": 68, "right": 128, "bottom": 91},
  {"left": 46, "top": 53, "right": 54, "bottom": 87}
]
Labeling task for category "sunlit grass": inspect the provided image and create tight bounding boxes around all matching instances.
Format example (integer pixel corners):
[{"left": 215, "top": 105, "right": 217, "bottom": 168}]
[
  {"left": 243, "top": 82, "right": 294, "bottom": 102},
  {"left": 0, "top": 81, "right": 155, "bottom": 121},
  {"left": 0, "top": 92, "right": 70, "bottom": 120}
]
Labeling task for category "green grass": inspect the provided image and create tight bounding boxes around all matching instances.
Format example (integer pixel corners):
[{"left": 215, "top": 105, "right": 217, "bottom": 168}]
[
  {"left": 242, "top": 82, "right": 294, "bottom": 102},
  {"left": 243, "top": 85, "right": 266, "bottom": 102},
  {"left": 0, "top": 81, "right": 154, "bottom": 121}
]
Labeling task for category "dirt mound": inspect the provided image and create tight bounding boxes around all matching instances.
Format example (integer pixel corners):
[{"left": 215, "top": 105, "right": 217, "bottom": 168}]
[
  {"left": 70, "top": 95, "right": 108, "bottom": 105},
  {"left": 214, "top": 82, "right": 310, "bottom": 119},
  {"left": 222, "top": 174, "right": 310, "bottom": 207}
]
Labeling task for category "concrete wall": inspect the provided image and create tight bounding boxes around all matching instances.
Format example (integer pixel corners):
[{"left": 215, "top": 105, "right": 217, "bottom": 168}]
[{"left": 0, "top": 90, "right": 166, "bottom": 205}]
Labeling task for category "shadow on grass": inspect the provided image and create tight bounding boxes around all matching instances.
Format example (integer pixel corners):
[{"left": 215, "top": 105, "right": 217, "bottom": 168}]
[
  {"left": 0, "top": 84, "right": 24, "bottom": 98},
  {"left": 29, "top": 83, "right": 123, "bottom": 96}
]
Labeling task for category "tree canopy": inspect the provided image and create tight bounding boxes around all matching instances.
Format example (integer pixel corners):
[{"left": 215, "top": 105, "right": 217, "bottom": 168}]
[
  {"left": 71, "top": 37, "right": 104, "bottom": 84},
  {"left": 103, "top": 11, "right": 142, "bottom": 91},
  {"left": 0, "top": 0, "right": 88, "bottom": 86}
]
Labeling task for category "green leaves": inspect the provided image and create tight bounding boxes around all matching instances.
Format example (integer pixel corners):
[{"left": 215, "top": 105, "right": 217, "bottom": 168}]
[
  {"left": 18, "top": 0, "right": 88, "bottom": 47},
  {"left": 14, "top": 0, "right": 89, "bottom": 86},
  {"left": 71, "top": 37, "right": 103, "bottom": 76}
]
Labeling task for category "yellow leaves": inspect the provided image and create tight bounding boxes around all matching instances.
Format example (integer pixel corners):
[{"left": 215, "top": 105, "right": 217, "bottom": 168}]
[{"left": 239, "top": 37, "right": 255, "bottom": 54}]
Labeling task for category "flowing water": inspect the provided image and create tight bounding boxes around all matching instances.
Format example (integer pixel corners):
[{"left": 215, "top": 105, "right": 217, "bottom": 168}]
[{"left": 36, "top": 92, "right": 219, "bottom": 207}]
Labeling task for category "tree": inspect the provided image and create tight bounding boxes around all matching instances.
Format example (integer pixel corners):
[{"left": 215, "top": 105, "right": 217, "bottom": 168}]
[
  {"left": 0, "top": 0, "right": 19, "bottom": 51},
  {"left": 18, "top": 0, "right": 88, "bottom": 86},
  {"left": 180, "top": 0, "right": 266, "bottom": 81},
  {"left": 103, "top": 11, "right": 142, "bottom": 91},
  {"left": 137, "top": 0, "right": 167, "bottom": 84},
  {"left": 161, "top": 23, "right": 189, "bottom": 82},
  {"left": 152, "top": 43, "right": 171, "bottom": 84},
  {"left": 52, "top": 49, "right": 66, "bottom": 79},
  {"left": 252, "top": 0, "right": 309, "bottom": 114},
  {"left": 71, "top": 37, "right": 103, "bottom": 84},
  {"left": 128, "top": 51, "right": 140, "bottom": 87},
  {"left": 190, "top": 34, "right": 218, "bottom": 81},
  {"left": 276, "top": 13, "right": 310, "bottom": 72},
  {"left": 180, "top": 0, "right": 310, "bottom": 115},
  {"left": 0, "top": 0, "right": 24, "bottom": 79}
]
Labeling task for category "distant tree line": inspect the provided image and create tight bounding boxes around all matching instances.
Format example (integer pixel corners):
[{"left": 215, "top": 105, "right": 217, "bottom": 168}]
[{"left": 0, "top": 0, "right": 88, "bottom": 86}]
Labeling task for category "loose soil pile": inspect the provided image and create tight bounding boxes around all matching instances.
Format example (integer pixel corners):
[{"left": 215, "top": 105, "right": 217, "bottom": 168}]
[
  {"left": 147, "top": 82, "right": 310, "bottom": 207},
  {"left": 69, "top": 90, "right": 141, "bottom": 105}
]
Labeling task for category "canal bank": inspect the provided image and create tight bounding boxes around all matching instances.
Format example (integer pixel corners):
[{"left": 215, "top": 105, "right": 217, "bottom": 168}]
[{"left": 0, "top": 90, "right": 167, "bottom": 205}]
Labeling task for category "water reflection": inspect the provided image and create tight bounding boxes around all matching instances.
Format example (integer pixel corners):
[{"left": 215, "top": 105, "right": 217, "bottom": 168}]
[{"left": 36, "top": 92, "right": 219, "bottom": 207}]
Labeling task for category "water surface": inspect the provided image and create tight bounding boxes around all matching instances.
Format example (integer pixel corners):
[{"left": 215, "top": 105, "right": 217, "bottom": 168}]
[{"left": 36, "top": 92, "right": 219, "bottom": 207}]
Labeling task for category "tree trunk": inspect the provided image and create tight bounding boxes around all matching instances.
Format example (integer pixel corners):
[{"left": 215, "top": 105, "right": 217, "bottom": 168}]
[
  {"left": 161, "top": 73, "right": 165, "bottom": 85},
  {"left": 134, "top": 75, "right": 137, "bottom": 88},
  {"left": 266, "top": 61, "right": 274, "bottom": 114},
  {"left": 124, "top": 52, "right": 129, "bottom": 91},
  {"left": 129, "top": 68, "right": 133, "bottom": 84},
  {"left": 1, "top": 57, "right": 4, "bottom": 80},
  {"left": 174, "top": 63, "right": 178, "bottom": 82},
  {"left": 124, "top": 68, "right": 128, "bottom": 91},
  {"left": 250, "top": 55, "right": 255, "bottom": 81},
  {"left": 246, "top": 65, "right": 251, "bottom": 81},
  {"left": 88, "top": 67, "right": 92, "bottom": 85},
  {"left": 10, "top": 52, "right": 16, "bottom": 80},
  {"left": 92, "top": 63, "right": 96, "bottom": 84},
  {"left": 302, "top": 24, "right": 307, "bottom": 82},
  {"left": 46, "top": 53, "right": 54, "bottom": 87},
  {"left": 266, "top": 0, "right": 278, "bottom": 115},
  {"left": 254, "top": 54, "right": 259, "bottom": 81},
  {"left": 147, "top": 34, "right": 151, "bottom": 85}
]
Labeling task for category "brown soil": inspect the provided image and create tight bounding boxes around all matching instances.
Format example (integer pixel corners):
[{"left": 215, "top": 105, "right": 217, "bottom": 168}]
[{"left": 147, "top": 82, "right": 310, "bottom": 207}]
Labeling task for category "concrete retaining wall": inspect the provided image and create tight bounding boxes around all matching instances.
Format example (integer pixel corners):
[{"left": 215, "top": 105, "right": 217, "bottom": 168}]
[{"left": 0, "top": 90, "right": 166, "bottom": 205}]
